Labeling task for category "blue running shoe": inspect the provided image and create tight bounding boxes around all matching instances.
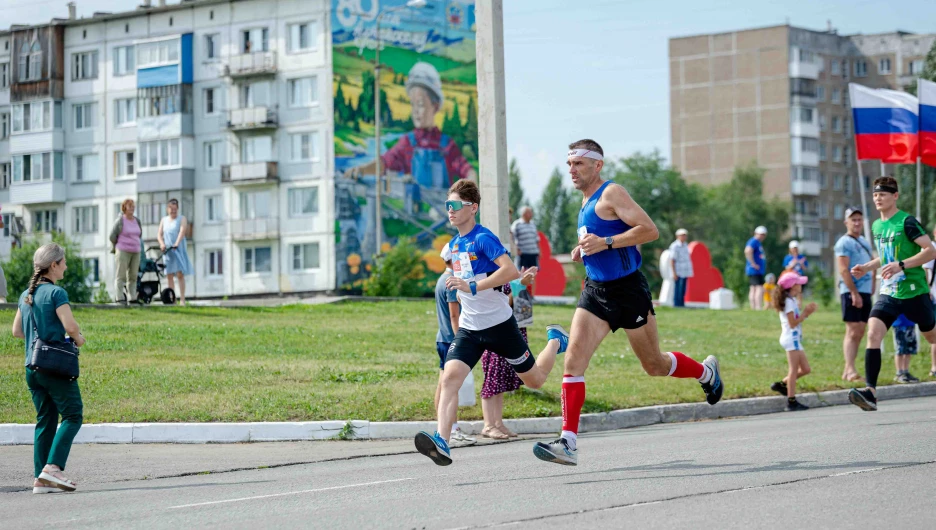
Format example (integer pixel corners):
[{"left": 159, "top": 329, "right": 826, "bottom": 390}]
[
  {"left": 546, "top": 325, "right": 569, "bottom": 355},
  {"left": 701, "top": 355, "right": 723, "bottom": 405},
  {"left": 415, "top": 430, "right": 452, "bottom": 466}
]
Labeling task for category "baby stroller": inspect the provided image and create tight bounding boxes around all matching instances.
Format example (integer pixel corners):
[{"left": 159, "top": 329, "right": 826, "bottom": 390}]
[{"left": 136, "top": 246, "right": 177, "bottom": 305}]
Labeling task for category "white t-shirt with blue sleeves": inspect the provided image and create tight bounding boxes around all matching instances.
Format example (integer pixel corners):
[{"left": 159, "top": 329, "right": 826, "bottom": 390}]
[{"left": 449, "top": 224, "right": 514, "bottom": 331}]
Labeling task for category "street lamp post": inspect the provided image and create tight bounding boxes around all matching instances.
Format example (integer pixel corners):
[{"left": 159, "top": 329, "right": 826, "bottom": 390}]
[{"left": 371, "top": 0, "right": 427, "bottom": 255}]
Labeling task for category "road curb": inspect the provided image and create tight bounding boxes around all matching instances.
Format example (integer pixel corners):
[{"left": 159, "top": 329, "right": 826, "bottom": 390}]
[{"left": 2, "top": 383, "right": 934, "bottom": 445}]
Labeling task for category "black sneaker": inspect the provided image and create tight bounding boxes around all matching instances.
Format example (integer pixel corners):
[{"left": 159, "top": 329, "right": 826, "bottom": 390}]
[
  {"left": 905, "top": 372, "right": 920, "bottom": 383},
  {"left": 786, "top": 399, "right": 809, "bottom": 412},
  {"left": 848, "top": 388, "right": 877, "bottom": 411},
  {"left": 770, "top": 381, "right": 788, "bottom": 396},
  {"left": 700, "top": 356, "right": 723, "bottom": 405}
]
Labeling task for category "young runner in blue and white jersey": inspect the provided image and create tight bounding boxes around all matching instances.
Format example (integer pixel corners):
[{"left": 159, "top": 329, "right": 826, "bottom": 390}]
[
  {"left": 415, "top": 179, "right": 569, "bottom": 466},
  {"left": 532, "top": 139, "right": 724, "bottom": 466}
]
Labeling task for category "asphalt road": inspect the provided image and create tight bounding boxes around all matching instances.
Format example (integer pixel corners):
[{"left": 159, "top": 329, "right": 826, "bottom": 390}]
[{"left": 2, "top": 396, "right": 935, "bottom": 529}]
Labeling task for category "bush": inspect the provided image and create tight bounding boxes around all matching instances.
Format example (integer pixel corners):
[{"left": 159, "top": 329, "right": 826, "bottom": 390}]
[
  {"left": 92, "top": 282, "right": 112, "bottom": 304},
  {"left": 808, "top": 266, "right": 836, "bottom": 308},
  {"left": 362, "top": 237, "right": 426, "bottom": 297},
  {"left": 3, "top": 232, "right": 93, "bottom": 303}
]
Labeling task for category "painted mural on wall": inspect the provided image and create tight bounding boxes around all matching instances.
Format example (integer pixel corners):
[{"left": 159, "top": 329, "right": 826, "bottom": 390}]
[{"left": 332, "top": 0, "right": 479, "bottom": 291}]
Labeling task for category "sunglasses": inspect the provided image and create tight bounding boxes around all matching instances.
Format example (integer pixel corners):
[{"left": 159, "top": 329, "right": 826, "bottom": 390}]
[{"left": 445, "top": 200, "right": 474, "bottom": 212}]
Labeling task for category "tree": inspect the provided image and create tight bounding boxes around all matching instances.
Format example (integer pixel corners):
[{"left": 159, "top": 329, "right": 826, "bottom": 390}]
[
  {"left": 463, "top": 94, "right": 479, "bottom": 158},
  {"left": 508, "top": 158, "right": 525, "bottom": 215},
  {"left": 362, "top": 237, "right": 425, "bottom": 297},
  {"left": 4, "top": 232, "right": 92, "bottom": 303},
  {"left": 537, "top": 168, "right": 576, "bottom": 254}
]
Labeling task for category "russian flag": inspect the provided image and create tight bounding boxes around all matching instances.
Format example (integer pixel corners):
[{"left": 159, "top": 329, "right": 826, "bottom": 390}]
[
  {"left": 919, "top": 79, "right": 936, "bottom": 168},
  {"left": 849, "top": 83, "right": 919, "bottom": 163}
]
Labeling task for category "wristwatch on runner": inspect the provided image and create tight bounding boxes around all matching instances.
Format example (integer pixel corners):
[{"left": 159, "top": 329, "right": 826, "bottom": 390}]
[
  {"left": 899, "top": 260, "right": 905, "bottom": 270},
  {"left": 604, "top": 236, "right": 614, "bottom": 249}
]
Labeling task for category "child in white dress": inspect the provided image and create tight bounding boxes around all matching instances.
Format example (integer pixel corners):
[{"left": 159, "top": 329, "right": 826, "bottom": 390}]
[{"left": 771, "top": 271, "right": 817, "bottom": 411}]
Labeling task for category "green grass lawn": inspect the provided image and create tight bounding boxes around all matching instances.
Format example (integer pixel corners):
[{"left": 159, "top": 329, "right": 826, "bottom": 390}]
[{"left": 1, "top": 302, "right": 932, "bottom": 424}]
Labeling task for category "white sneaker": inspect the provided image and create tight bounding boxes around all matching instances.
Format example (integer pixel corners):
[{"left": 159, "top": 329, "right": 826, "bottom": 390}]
[
  {"left": 449, "top": 428, "right": 477, "bottom": 447},
  {"left": 533, "top": 437, "right": 578, "bottom": 465}
]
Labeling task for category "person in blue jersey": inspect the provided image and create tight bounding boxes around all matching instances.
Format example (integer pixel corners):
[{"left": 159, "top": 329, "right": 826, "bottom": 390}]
[
  {"left": 414, "top": 179, "right": 570, "bottom": 466},
  {"left": 532, "top": 139, "right": 723, "bottom": 467},
  {"left": 746, "top": 226, "right": 769, "bottom": 310}
]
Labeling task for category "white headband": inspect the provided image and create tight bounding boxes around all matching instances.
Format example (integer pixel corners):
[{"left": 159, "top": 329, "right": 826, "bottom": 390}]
[{"left": 568, "top": 149, "right": 603, "bottom": 161}]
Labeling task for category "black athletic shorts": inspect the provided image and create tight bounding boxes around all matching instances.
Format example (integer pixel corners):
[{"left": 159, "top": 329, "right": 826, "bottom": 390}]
[
  {"left": 748, "top": 274, "right": 765, "bottom": 286},
  {"left": 518, "top": 253, "right": 539, "bottom": 269},
  {"left": 869, "top": 293, "right": 936, "bottom": 332},
  {"left": 577, "top": 270, "right": 655, "bottom": 332},
  {"left": 446, "top": 316, "right": 535, "bottom": 373},
  {"left": 841, "top": 293, "right": 873, "bottom": 323}
]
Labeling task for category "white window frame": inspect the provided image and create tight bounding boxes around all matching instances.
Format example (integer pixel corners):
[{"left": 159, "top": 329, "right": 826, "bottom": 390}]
[
  {"left": 74, "top": 153, "right": 99, "bottom": 183},
  {"left": 114, "top": 45, "right": 135, "bottom": 76},
  {"left": 138, "top": 139, "right": 181, "bottom": 171},
  {"left": 206, "top": 249, "right": 223, "bottom": 277},
  {"left": 878, "top": 57, "right": 891, "bottom": 75},
  {"left": 288, "top": 186, "right": 319, "bottom": 217},
  {"left": 14, "top": 152, "right": 57, "bottom": 182},
  {"left": 243, "top": 246, "right": 272, "bottom": 274},
  {"left": 910, "top": 59, "right": 924, "bottom": 75},
  {"left": 241, "top": 28, "right": 270, "bottom": 53},
  {"left": 830, "top": 60, "right": 841, "bottom": 76},
  {"left": 115, "top": 98, "right": 136, "bottom": 127},
  {"left": 204, "top": 141, "right": 221, "bottom": 170},
  {"left": 74, "top": 103, "right": 94, "bottom": 131},
  {"left": 819, "top": 143, "right": 827, "bottom": 162},
  {"left": 290, "top": 132, "right": 320, "bottom": 162},
  {"left": 288, "top": 22, "right": 318, "bottom": 53},
  {"left": 136, "top": 39, "right": 180, "bottom": 69},
  {"left": 290, "top": 242, "right": 321, "bottom": 272},
  {"left": 0, "top": 62, "right": 8, "bottom": 87},
  {"left": 288, "top": 77, "right": 318, "bottom": 108},
  {"left": 204, "top": 33, "right": 219, "bottom": 60},
  {"left": 854, "top": 60, "right": 867, "bottom": 78},
  {"left": 0, "top": 112, "right": 8, "bottom": 139},
  {"left": 833, "top": 145, "right": 843, "bottom": 163},
  {"left": 115, "top": 150, "right": 135, "bottom": 180},
  {"left": 205, "top": 194, "right": 223, "bottom": 224},
  {"left": 239, "top": 190, "right": 271, "bottom": 219},
  {"left": 72, "top": 50, "right": 99, "bottom": 81},
  {"left": 832, "top": 116, "right": 841, "bottom": 133},
  {"left": 831, "top": 89, "right": 841, "bottom": 104},
  {"left": 816, "top": 85, "right": 825, "bottom": 101},
  {"left": 73, "top": 205, "right": 99, "bottom": 234},
  {"left": 204, "top": 87, "right": 217, "bottom": 116},
  {"left": 33, "top": 209, "right": 58, "bottom": 233}
]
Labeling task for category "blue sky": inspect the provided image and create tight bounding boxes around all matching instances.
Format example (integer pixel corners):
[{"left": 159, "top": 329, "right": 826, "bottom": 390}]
[{"left": 4, "top": 0, "right": 936, "bottom": 202}]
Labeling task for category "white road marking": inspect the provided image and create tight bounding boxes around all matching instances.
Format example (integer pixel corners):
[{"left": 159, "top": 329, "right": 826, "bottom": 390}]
[{"left": 168, "top": 477, "right": 415, "bottom": 510}]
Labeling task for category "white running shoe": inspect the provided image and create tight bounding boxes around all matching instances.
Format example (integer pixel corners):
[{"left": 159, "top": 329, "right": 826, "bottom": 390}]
[
  {"left": 533, "top": 437, "right": 578, "bottom": 465},
  {"left": 450, "top": 427, "right": 477, "bottom": 447}
]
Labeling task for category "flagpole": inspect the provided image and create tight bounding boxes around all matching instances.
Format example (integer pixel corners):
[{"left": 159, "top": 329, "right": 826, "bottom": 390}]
[
  {"left": 856, "top": 157, "right": 872, "bottom": 243},
  {"left": 917, "top": 156, "right": 922, "bottom": 220}
]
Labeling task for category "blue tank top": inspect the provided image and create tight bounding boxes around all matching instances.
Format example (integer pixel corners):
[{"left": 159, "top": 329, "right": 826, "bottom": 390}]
[{"left": 577, "top": 181, "right": 642, "bottom": 282}]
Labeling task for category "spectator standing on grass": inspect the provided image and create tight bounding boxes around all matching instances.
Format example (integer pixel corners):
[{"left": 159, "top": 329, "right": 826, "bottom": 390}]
[
  {"left": 770, "top": 271, "right": 816, "bottom": 411},
  {"left": 480, "top": 267, "right": 537, "bottom": 440},
  {"left": 435, "top": 245, "right": 475, "bottom": 446},
  {"left": 668, "top": 228, "right": 693, "bottom": 307},
  {"left": 109, "top": 199, "right": 143, "bottom": 304},
  {"left": 157, "top": 198, "right": 193, "bottom": 306},
  {"left": 763, "top": 273, "right": 777, "bottom": 308},
  {"left": 511, "top": 206, "right": 540, "bottom": 270},
  {"left": 11, "top": 243, "right": 86, "bottom": 494},
  {"left": 891, "top": 314, "right": 920, "bottom": 383},
  {"left": 923, "top": 226, "right": 936, "bottom": 379},
  {"left": 745, "top": 226, "right": 768, "bottom": 310},
  {"left": 834, "top": 207, "right": 874, "bottom": 382},
  {"left": 783, "top": 241, "right": 810, "bottom": 276}
]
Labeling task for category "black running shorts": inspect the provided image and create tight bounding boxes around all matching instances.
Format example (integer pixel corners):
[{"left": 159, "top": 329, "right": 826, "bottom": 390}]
[
  {"left": 841, "top": 292, "right": 873, "bottom": 323},
  {"left": 577, "top": 270, "right": 655, "bottom": 332},
  {"left": 869, "top": 293, "right": 936, "bottom": 332},
  {"left": 446, "top": 316, "right": 535, "bottom": 373}
]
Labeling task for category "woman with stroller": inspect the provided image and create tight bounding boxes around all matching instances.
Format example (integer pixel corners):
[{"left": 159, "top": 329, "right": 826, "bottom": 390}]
[
  {"left": 109, "top": 199, "right": 143, "bottom": 304},
  {"left": 157, "top": 199, "right": 193, "bottom": 306}
]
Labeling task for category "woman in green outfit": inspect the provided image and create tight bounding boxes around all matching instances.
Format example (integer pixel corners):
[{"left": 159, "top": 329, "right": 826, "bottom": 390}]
[{"left": 11, "top": 243, "right": 86, "bottom": 493}]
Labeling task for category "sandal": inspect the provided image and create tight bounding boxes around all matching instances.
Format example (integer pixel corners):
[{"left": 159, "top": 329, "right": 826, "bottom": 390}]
[
  {"left": 843, "top": 373, "right": 864, "bottom": 382},
  {"left": 38, "top": 471, "right": 76, "bottom": 492},
  {"left": 481, "top": 426, "right": 509, "bottom": 440},
  {"left": 497, "top": 424, "right": 518, "bottom": 438}
]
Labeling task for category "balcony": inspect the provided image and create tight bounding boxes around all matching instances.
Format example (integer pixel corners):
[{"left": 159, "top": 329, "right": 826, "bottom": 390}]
[
  {"left": 222, "top": 161, "right": 278, "bottom": 185},
  {"left": 230, "top": 217, "right": 279, "bottom": 241},
  {"left": 138, "top": 113, "right": 193, "bottom": 141},
  {"left": 790, "top": 121, "right": 819, "bottom": 139},
  {"left": 789, "top": 60, "right": 820, "bottom": 80},
  {"left": 792, "top": 179, "right": 820, "bottom": 196},
  {"left": 228, "top": 107, "right": 278, "bottom": 131},
  {"left": 9, "top": 180, "right": 67, "bottom": 205},
  {"left": 138, "top": 168, "right": 195, "bottom": 193},
  {"left": 792, "top": 212, "right": 819, "bottom": 224},
  {"left": 798, "top": 241, "right": 822, "bottom": 256},
  {"left": 226, "top": 52, "right": 277, "bottom": 77}
]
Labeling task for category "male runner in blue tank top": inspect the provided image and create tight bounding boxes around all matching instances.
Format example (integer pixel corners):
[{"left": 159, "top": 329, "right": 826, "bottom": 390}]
[
  {"left": 533, "top": 139, "right": 724, "bottom": 466},
  {"left": 415, "top": 179, "right": 570, "bottom": 466}
]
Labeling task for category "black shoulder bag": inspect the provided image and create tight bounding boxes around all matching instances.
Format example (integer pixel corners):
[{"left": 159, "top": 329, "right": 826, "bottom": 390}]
[{"left": 24, "top": 293, "right": 80, "bottom": 381}]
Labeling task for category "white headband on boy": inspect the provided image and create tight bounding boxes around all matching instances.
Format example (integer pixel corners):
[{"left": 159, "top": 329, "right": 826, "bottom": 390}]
[{"left": 567, "top": 149, "right": 603, "bottom": 161}]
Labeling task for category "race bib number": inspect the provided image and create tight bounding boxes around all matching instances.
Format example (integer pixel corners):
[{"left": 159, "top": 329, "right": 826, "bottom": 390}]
[
  {"left": 453, "top": 252, "right": 474, "bottom": 280},
  {"left": 880, "top": 270, "right": 906, "bottom": 296},
  {"left": 577, "top": 226, "right": 588, "bottom": 256}
]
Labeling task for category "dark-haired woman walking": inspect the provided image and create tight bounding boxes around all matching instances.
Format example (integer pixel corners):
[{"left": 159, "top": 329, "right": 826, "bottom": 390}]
[{"left": 11, "top": 243, "right": 86, "bottom": 493}]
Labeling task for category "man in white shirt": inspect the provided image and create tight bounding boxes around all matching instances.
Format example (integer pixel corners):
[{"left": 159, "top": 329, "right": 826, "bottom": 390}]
[
  {"left": 668, "top": 228, "right": 694, "bottom": 307},
  {"left": 510, "top": 206, "right": 540, "bottom": 270}
]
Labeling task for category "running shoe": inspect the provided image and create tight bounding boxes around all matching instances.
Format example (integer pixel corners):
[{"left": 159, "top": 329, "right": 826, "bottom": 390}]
[
  {"left": 770, "top": 381, "right": 788, "bottom": 397},
  {"left": 905, "top": 371, "right": 920, "bottom": 383},
  {"left": 785, "top": 399, "right": 809, "bottom": 412},
  {"left": 848, "top": 388, "right": 877, "bottom": 411},
  {"left": 701, "top": 355, "right": 723, "bottom": 405},
  {"left": 930, "top": 370, "right": 936, "bottom": 378},
  {"left": 449, "top": 427, "right": 477, "bottom": 447},
  {"left": 546, "top": 325, "right": 569, "bottom": 354},
  {"left": 414, "top": 431, "right": 452, "bottom": 466},
  {"left": 533, "top": 438, "right": 578, "bottom": 466},
  {"left": 895, "top": 372, "right": 911, "bottom": 384}
]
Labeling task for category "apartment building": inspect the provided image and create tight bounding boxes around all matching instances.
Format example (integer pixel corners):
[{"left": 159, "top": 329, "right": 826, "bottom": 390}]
[
  {"left": 0, "top": 0, "right": 334, "bottom": 298},
  {"left": 669, "top": 24, "right": 935, "bottom": 271}
]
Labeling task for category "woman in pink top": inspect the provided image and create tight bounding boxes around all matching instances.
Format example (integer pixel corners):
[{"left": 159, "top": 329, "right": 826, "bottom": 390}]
[{"left": 108, "top": 199, "right": 143, "bottom": 304}]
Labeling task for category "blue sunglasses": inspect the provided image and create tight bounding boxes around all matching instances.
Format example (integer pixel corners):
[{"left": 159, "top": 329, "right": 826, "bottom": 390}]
[{"left": 445, "top": 200, "right": 474, "bottom": 212}]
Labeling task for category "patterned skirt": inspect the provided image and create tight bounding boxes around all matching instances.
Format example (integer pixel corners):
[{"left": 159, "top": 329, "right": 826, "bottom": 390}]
[{"left": 480, "top": 327, "right": 527, "bottom": 399}]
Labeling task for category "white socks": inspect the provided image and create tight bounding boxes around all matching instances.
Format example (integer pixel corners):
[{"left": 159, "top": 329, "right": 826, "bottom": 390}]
[
  {"left": 698, "top": 365, "right": 713, "bottom": 384},
  {"left": 560, "top": 430, "right": 578, "bottom": 450},
  {"left": 451, "top": 422, "right": 460, "bottom": 434}
]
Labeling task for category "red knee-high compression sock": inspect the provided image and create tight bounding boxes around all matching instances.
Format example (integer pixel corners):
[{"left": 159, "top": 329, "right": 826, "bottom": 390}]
[
  {"left": 561, "top": 375, "right": 585, "bottom": 447},
  {"left": 666, "top": 351, "right": 706, "bottom": 380}
]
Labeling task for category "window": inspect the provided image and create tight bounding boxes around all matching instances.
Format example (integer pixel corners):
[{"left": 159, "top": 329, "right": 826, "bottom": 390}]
[
  {"left": 834, "top": 174, "right": 843, "bottom": 190},
  {"left": 844, "top": 145, "right": 852, "bottom": 165},
  {"left": 204, "top": 88, "right": 216, "bottom": 115},
  {"left": 833, "top": 145, "right": 842, "bottom": 162},
  {"left": 240, "top": 136, "right": 272, "bottom": 163},
  {"left": 790, "top": 78, "right": 816, "bottom": 97},
  {"left": 831, "top": 88, "right": 841, "bottom": 104},
  {"left": 288, "top": 77, "right": 318, "bottom": 107},
  {"left": 288, "top": 22, "right": 317, "bottom": 53},
  {"left": 19, "top": 39, "right": 42, "bottom": 82},
  {"left": 74, "top": 154, "right": 99, "bottom": 182},
  {"left": 288, "top": 187, "right": 318, "bottom": 217},
  {"left": 819, "top": 202, "right": 828, "bottom": 219},
  {"left": 793, "top": 107, "right": 813, "bottom": 123},
  {"left": 1, "top": 213, "right": 12, "bottom": 236},
  {"left": 910, "top": 59, "right": 925, "bottom": 75},
  {"left": 73, "top": 206, "right": 98, "bottom": 234},
  {"left": 115, "top": 98, "right": 136, "bottom": 126},
  {"left": 819, "top": 143, "right": 827, "bottom": 161},
  {"left": 878, "top": 57, "right": 891, "bottom": 75},
  {"left": 801, "top": 138, "right": 819, "bottom": 153},
  {"left": 241, "top": 28, "right": 269, "bottom": 53},
  {"left": 74, "top": 103, "right": 94, "bottom": 131},
  {"left": 834, "top": 204, "right": 844, "bottom": 220},
  {"left": 842, "top": 60, "right": 849, "bottom": 78},
  {"left": 13, "top": 153, "right": 59, "bottom": 182},
  {"left": 114, "top": 45, "right": 134, "bottom": 76},
  {"left": 798, "top": 49, "right": 815, "bottom": 63},
  {"left": 832, "top": 116, "right": 841, "bottom": 133},
  {"left": 290, "top": 132, "right": 319, "bottom": 161},
  {"left": 115, "top": 150, "right": 135, "bottom": 178},
  {"left": 206, "top": 249, "right": 223, "bottom": 276},
  {"left": 0, "top": 62, "right": 8, "bottom": 87},
  {"left": 831, "top": 60, "right": 841, "bottom": 76},
  {"left": 1, "top": 113, "right": 8, "bottom": 138},
  {"left": 239, "top": 190, "right": 271, "bottom": 219},
  {"left": 138, "top": 139, "right": 181, "bottom": 171},
  {"left": 137, "top": 39, "right": 179, "bottom": 68},
  {"left": 243, "top": 246, "right": 272, "bottom": 273},
  {"left": 816, "top": 86, "right": 825, "bottom": 101},
  {"left": 12, "top": 101, "right": 54, "bottom": 133},
  {"left": 205, "top": 141, "right": 221, "bottom": 170},
  {"left": 33, "top": 209, "right": 58, "bottom": 232},
  {"left": 819, "top": 172, "right": 827, "bottom": 189},
  {"left": 83, "top": 258, "right": 100, "bottom": 285},
  {"left": 845, "top": 174, "right": 852, "bottom": 194},
  {"left": 844, "top": 117, "right": 851, "bottom": 135},
  {"left": 205, "top": 195, "right": 223, "bottom": 223},
  {"left": 854, "top": 60, "right": 867, "bottom": 77},
  {"left": 137, "top": 84, "right": 192, "bottom": 118},
  {"left": 204, "top": 34, "right": 219, "bottom": 60},
  {"left": 72, "top": 51, "right": 99, "bottom": 80},
  {"left": 819, "top": 114, "right": 827, "bottom": 131},
  {"left": 291, "top": 243, "right": 320, "bottom": 271},
  {"left": 1, "top": 163, "right": 9, "bottom": 189}
]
